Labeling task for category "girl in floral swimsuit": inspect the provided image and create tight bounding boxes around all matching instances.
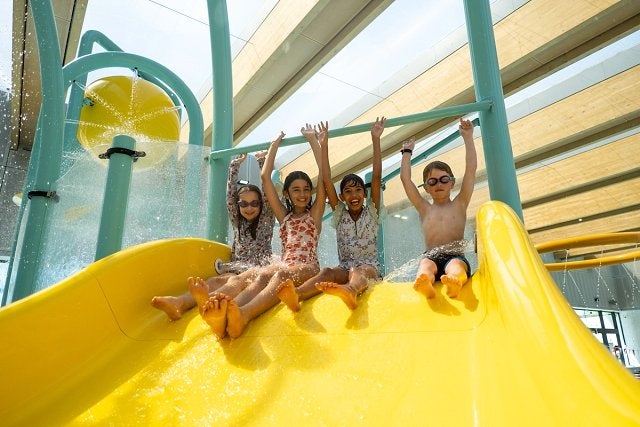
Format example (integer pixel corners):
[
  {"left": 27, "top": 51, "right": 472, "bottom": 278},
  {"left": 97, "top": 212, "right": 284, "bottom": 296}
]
[{"left": 197, "top": 124, "right": 327, "bottom": 339}]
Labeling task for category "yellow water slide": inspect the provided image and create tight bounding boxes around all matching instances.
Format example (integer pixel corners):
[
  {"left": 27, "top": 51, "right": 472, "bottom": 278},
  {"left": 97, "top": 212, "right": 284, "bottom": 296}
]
[{"left": 1, "top": 201, "right": 639, "bottom": 426}]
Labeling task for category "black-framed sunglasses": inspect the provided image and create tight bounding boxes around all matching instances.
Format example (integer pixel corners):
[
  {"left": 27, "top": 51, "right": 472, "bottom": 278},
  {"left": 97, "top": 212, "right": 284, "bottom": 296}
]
[
  {"left": 238, "top": 200, "right": 261, "bottom": 208},
  {"left": 425, "top": 175, "right": 455, "bottom": 186}
]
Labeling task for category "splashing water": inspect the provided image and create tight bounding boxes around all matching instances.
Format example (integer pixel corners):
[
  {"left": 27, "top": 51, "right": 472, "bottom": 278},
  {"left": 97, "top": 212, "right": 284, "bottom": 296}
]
[
  {"left": 423, "top": 239, "right": 474, "bottom": 259},
  {"left": 384, "top": 239, "right": 474, "bottom": 282}
]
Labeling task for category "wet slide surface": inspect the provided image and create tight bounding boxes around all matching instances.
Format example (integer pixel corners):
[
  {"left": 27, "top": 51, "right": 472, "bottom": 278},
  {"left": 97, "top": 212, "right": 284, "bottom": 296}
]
[{"left": 1, "top": 202, "right": 639, "bottom": 426}]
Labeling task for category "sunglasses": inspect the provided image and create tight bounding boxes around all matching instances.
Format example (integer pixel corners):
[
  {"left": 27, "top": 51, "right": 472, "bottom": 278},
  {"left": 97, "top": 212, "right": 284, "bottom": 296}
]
[
  {"left": 425, "top": 175, "right": 455, "bottom": 186},
  {"left": 238, "top": 200, "right": 261, "bottom": 208}
]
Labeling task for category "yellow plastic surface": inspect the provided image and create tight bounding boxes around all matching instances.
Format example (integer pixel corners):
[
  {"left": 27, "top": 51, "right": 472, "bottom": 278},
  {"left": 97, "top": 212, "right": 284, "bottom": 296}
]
[
  {"left": 1, "top": 202, "right": 639, "bottom": 426},
  {"left": 77, "top": 76, "right": 180, "bottom": 167}
]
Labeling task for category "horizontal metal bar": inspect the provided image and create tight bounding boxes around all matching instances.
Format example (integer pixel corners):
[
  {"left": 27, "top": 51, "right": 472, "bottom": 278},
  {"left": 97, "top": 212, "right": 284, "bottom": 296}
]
[{"left": 210, "top": 101, "right": 492, "bottom": 160}]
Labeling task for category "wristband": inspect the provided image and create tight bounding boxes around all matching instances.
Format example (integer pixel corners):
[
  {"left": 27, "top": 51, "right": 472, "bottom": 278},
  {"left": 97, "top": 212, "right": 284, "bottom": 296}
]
[{"left": 400, "top": 148, "right": 412, "bottom": 155}]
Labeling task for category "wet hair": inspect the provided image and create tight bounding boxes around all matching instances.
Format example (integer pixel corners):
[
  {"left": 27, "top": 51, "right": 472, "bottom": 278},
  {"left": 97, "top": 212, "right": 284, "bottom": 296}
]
[
  {"left": 422, "top": 160, "right": 454, "bottom": 183},
  {"left": 236, "top": 184, "right": 262, "bottom": 239},
  {"left": 339, "top": 173, "right": 366, "bottom": 194},
  {"left": 283, "top": 170, "right": 313, "bottom": 212}
]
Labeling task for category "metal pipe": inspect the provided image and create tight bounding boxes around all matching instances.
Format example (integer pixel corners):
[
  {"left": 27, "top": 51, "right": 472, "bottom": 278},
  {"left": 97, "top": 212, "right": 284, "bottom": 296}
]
[
  {"left": 210, "top": 101, "right": 492, "bottom": 160},
  {"left": 95, "top": 135, "right": 137, "bottom": 261},
  {"left": 7, "top": 0, "right": 66, "bottom": 303},
  {"left": 206, "top": 0, "right": 234, "bottom": 243},
  {"left": 464, "top": 0, "right": 523, "bottom": 219}
]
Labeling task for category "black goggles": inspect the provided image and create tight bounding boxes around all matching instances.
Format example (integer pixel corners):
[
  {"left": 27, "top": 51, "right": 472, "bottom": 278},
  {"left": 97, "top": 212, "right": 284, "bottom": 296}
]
[{"left": 425, "top": 175, "right": 454, "bottom": 186}]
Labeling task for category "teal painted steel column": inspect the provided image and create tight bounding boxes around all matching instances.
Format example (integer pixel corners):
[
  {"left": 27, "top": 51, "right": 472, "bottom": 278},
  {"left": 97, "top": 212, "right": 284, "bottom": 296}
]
[
  {"left": 207, "top": 0, "right": 233, "bottom": 242},
  {"left": 95, "top": 135, "right": 137, "bottom": 261},
  {"left": 9, "top": 0, "right": 65, "bottom": 302},
  {"left": 463, "top": 0, "right": 523, "bottom": 219}
]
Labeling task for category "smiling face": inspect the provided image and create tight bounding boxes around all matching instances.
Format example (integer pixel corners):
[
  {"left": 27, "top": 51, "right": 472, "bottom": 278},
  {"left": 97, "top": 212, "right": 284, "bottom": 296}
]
[
  {"left": 340, "top": 180, "right": 366, "bottom": 213},
  {"left": 284, "top": 178, "right": 312, "bottom": 212},
  {"left": 237, "top": 190, "right": 261, "bottom": 222}
]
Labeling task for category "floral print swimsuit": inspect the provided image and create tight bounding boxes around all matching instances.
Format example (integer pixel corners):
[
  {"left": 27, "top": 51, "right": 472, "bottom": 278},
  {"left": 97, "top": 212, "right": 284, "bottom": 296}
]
[{"left": 279, "top": 210, "right": 319, "bottom": 268}]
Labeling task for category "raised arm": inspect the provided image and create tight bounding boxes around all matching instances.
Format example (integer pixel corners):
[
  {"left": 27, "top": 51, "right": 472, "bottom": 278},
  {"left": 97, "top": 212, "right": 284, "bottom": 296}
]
[
  {"left": 261, "top": 131, "right": 288, "bottom": 223},
  {"left": 454, "top": 118, "right": 477, "bottom": 208},
  {"left": 312, "top": 122, "right": 339, "bottom": 210},
  {"left": 399, "top": 138, "right": 425, "bottom": 211},
  {"left": 226, "top": 154, "right": 246, "bottom": 226},
  {"left": 369, "top": 116, "right": 385, "bottom": 211},
  {"left": 309, "top": 121, "right": 327, "bottom": 230}
]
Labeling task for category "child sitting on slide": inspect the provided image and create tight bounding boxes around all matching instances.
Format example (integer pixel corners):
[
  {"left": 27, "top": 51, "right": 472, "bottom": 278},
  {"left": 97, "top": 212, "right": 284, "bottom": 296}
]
[
  {"left": 191, "top": 125, "right": 326, "bottom": 338},
  {"left": 151, "top": 152, "right": 274, "bottom": 320}
]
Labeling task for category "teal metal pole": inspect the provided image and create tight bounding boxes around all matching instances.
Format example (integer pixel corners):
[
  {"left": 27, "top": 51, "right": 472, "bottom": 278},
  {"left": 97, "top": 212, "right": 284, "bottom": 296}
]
[
  {"left": 207, "top": 0, "right": 233, "bottom": 242},
  {"left": 9, "top": 0, "right": 66, "bottom": 302},
  {"left": 95, "top": 135, "right": 137, "bottom": 261},
  {"left": 210, "top": 101, "right": 492, "bottom": 160},
  {"left": 463, "top": 0, "right": 523, "bottom": 219}
]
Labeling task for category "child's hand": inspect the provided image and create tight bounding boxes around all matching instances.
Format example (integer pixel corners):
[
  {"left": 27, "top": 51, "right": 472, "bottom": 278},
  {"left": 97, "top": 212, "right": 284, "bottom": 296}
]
[
  {"left": 402, "top": 137, "right": 416, "bottom": 152},
  {"left": 458, "top": 118, "right": 473, "bottom": 139},
  {"left": 300, "top": 123, "right": 318, "bottom": 143},
  {"left": 316, "top": 121, "right": 328, "bottom": 145},
  {"left": 235, "top": 153, "right": 247, "bottom": 163},
  {"left": 371, "top": 116, "right": 386, "bottom": 139},
  {"left": 254, "top": 150, "right": 268, "bottom": 161},
  {"left": 273, "top": 131, "right": 285, "bottom": 145}
]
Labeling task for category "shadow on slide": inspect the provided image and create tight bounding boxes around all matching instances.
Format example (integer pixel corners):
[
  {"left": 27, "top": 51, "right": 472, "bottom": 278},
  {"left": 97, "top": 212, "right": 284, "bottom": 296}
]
[{"left": 1, "top": 201, "right": 639, "bottom": 426}]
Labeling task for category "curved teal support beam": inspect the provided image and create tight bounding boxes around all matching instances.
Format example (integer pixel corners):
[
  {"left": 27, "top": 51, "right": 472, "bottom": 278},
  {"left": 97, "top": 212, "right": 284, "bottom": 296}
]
[
  {"left": 464, "top": 0, "right": 523, "bottom": 220},
  {"left": 62, "top": 51, "right": 204, "bottom": 146},
  {"left": 8, "top": 0, "right": 66, "bottom": 303},
  {"left": 206, "top": 0, "right": 234, "bottom": 243}
]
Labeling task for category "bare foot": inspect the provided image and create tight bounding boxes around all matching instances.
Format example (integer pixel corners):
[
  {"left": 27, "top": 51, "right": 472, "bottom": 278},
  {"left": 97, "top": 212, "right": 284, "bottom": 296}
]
[
  {"left": 226, "top": 300, "right": 248, "bottom": 338},
  {"left": 151, "top": 296, "right": 184, "bottom": 320},
  {"left": 316, "top": 282, "right": 358, "bottom": 310},
  {"left": 188, "top": 276, "right": 211, "bottom": 313},
  {"left": 442, "top": 274, "right": 466, "bottom": 298},
  {"left": 277, "top": 279, "right": 301, "bottom": 312},
  {"left": 414, "top": 274, "right": 436, "bottom": 299},
  {"left": 201, "top": 294, "right": 229, "bottom": 339}
]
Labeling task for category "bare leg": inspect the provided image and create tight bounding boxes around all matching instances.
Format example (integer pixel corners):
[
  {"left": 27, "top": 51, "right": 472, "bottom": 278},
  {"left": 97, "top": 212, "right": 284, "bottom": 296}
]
[
  {"left": 227, "top": 264, "right": 319, "bottom": 337},
  {"left": 316, "top": 283, "right": 358, "bottom": 309},
  {"left": 200, "top": 294, "right": 230, "bottom": 339},
  {"left": 414, "top": 258, "right": 438, "bottom": 299},
  {"left": 188, "top": 276, "right": 212, "bottom": 313},
  {"left": 276, "top": 279, "right": 300, "bottom": 312},
  {"left": 151, "top": 274, "right": 232, "bottom": 320},
  {"left": 414, "top": 274, "right": 436, "bottom": 299},
  {"left": 277, "top": 267, "right": 337, "bottom": 312},
  {"left": 315, "top": 266, "right": 358, "bottom": 309},
  {"left": 226, "top": 299, "right": 250, "bottom": 338},
  {"left": 442, "top": 259, "right": 469, "bottom": 298},
  {"left": 151, "top": 293, "right": 195, "bottom": 320}
]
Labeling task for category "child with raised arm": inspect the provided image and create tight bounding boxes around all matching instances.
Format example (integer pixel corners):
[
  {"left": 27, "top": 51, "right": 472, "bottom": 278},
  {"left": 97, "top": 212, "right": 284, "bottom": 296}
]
[
  {"left": 194, "top": 126, "right": 327, "bottom": 338},
  {"left": 400, "top": 118, "right": 477, "bottom": 299},
  {"left": 151, "top": 152, "right": 274, "bottom": 320},
  {"left": 277, "top": 117, "right": 385, "bottom": 310}
]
